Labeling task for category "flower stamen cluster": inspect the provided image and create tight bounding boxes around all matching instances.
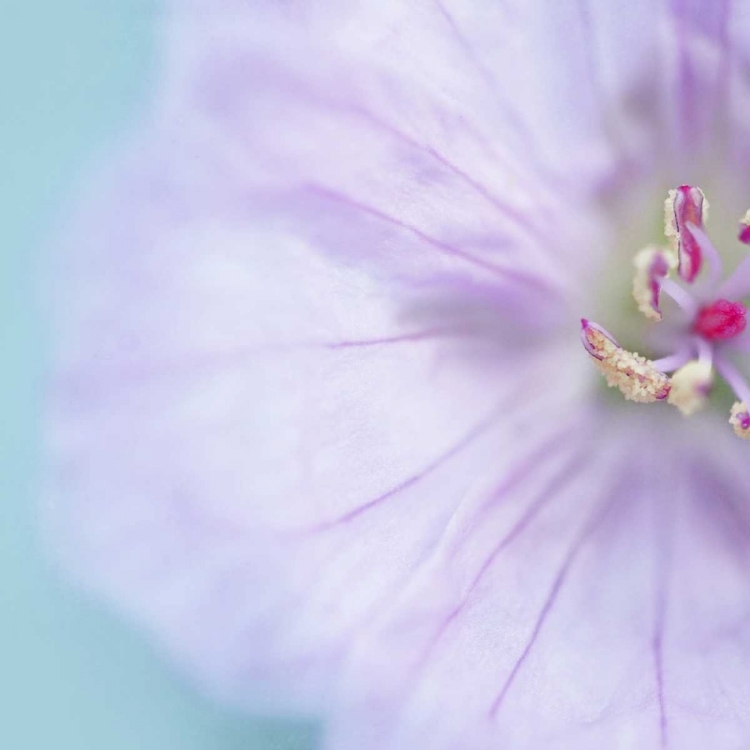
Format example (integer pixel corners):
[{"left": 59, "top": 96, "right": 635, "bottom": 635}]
[{"left": 582, "top": 186, "right": 750, "bottom": 438}]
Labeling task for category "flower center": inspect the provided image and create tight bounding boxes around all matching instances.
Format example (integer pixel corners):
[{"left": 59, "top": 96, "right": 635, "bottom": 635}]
[{"left": 582, "top": 186, "right": 750, "bottom": 439}]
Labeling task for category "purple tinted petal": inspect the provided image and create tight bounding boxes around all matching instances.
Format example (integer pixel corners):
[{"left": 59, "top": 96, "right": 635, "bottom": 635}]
[
  {"left": 44, "top": 1, "right": 750, "bottom": 748},
  {"left": 44, "top": 140, "right": 587, "bottom": 714},
  {"left": 328, "top": 431, "right": 750, "bottom": 749},
  {"left": 668, "top": 0, "right": 732, "bottom": 152}
]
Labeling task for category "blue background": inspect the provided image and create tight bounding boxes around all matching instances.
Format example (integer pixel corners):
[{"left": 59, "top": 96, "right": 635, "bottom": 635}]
[{"left": 1, "top": 3, "right": 317, "bottom": 748}]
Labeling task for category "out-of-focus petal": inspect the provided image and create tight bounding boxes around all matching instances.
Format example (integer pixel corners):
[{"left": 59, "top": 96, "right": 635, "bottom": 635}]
[
  {"left": 164, "top": 0, "right": 741, "bottom": 180},
  {"left": 156, "top": 2, "right": 633, "bottom": 297},
  {"left": 44, "top": 140, "right": 589, "bottom": 711},
  {"left": 44, "top": 0, "right": 750, "bottom": 747},
  {"left": 328, "top": 435, "right": 750, "bottom": 749}
]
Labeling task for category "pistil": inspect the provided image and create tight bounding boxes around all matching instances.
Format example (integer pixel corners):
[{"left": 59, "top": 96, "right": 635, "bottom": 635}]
[{"left": 693, "top": 299, "right": 747, "bottom": 340}]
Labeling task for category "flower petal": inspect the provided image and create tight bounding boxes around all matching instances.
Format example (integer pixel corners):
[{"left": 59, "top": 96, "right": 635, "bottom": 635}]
[
  {"left": 44, "top": 1, "right": 750, "bottom": 748},
  {"left": 327, "top": 432, "right": 750, "bottom": 749},
  {"left": 158, "top": 1, "right": 631, "bottom": 299},
  {"left": 44, "top": 138, "right": 588, "bottom": 712},
  {"left": 168, "top": 0, "right": 740, "bottom": 182}
]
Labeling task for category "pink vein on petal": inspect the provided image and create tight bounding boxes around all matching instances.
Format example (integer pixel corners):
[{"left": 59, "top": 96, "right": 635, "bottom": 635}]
[
  {"left": 488, "top": 489, "right": 618, "bottom": 720},
  {"left": 291, "top": 370, "right": 559, "bottom": 537},
  {"left": 305, "top": 183, "right": 558, "bottom": 294},
  {"left": 59, "top": 327, "right": 459, "bottom": 390},
  {"left": 342, "top": 106, "right": 546, "bottom": 245},
  {"left": 402, "top": 434, "right": 590, "bottom": 690},
  {"left": 322, "top": 326, "right": 460, "bottom": 349},
  {"left": 461, "top": 447, "right": 588, "bottom": 599},
  {"left": 263, "top": 434, "right": 578, "bottom": 670},
  {"left": 432, "top": 0, "right": 528, "bottom": 141},
  {"left": 651, "top": 487, "right": 672, "bottom": 749},
  {"left": 652, "top": 580, "right": 669, "bottom": 749},
  {"left": 293, "top": 402, "right": 510, "bottom": 536}
]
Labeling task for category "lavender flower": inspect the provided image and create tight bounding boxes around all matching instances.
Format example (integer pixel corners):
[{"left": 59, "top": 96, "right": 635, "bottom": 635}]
[{"left": 46, "top": 2, "right": 750, "bottom": 748}]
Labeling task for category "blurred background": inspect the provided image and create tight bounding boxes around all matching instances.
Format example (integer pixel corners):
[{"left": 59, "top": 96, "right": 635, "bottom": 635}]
[{"left": 1, "top": 3, "right": 317, "bottom": 748}]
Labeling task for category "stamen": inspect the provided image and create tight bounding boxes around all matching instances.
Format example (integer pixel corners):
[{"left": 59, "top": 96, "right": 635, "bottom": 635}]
[
  {"left": 651, "top": 348, "right": 694, "bottom": 373},
  {"left": 715, "top": 357, "right": 750, "bottom": 439},
  {"left": 632, "top": 246, "right": 675, "bottom": 321},
  {"left": 684, "top": 223, "right": 723, "bottom": 286},
  {"left": 694, "top": 336, "right": 714, "bottom": 366},
  {"left": 665, "top": 186, "right": 707, "bottom": 283},
  {"left": 580, "top": 319, "right": 671, "bottom": 403},
  {"left": 729, "top": 402, "right": 750, "bottom": 439},
  {"left": 579, "top": 318, "right": 620, "bottom": 359},
  {"left": 715, "top": 356, "right": 750, "bottom": 405},
  {"left": 694, "top": 299, "right": 747, "bottom": 340},
  {"left": 585, "top": 187, "right": 750, "bottom": 439},
  {"left": 667, "top": 360, "right": 713, "bottom": 416},
  {"left": 660, "top": 278, "right": 698, "bottom": 318},
  {"left": 739, "top": 209, "right": 750, "bottom": 245}
]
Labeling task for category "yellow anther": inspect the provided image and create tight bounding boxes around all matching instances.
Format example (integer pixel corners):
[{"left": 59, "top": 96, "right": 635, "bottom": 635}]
[
  {"left": 667, "top": 361, "right": 712, "bottom": 416},
  {"left": 583, "top": 326, "right": 671, "bottom": 403},
  {"left": 730, "top": 402, "right": 750, "bottom": 439},
  {"left": 632, "top": 246, "right": 676, "bottom": 321}
]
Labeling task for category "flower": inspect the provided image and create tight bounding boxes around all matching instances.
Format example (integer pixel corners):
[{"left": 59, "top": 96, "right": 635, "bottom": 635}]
[{"left": 44, "top": 2, "right": 750, "bottom": 748}]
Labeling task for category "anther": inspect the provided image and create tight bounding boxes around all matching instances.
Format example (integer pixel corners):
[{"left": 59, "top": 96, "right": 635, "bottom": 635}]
[
  {"left": 584, "top": 187, "right": 750, "bottom": 439},
  {"left": 667, "top": 361, "right": 713, "bottom": 416},
  {"left": 730, "top": 402, "right": 750, "bottom": 439},
  {"left": 581, "top": 319, "right": 671, "bottom": 403},
  {"left": 632, "top": 246, "right": 675, "bottom": 321},
  {"left": 739, "top": 210, "right": 750, "bottom": 245},
  {"left": 665, "top": 186, "right": 707, "bottom": 283}
]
